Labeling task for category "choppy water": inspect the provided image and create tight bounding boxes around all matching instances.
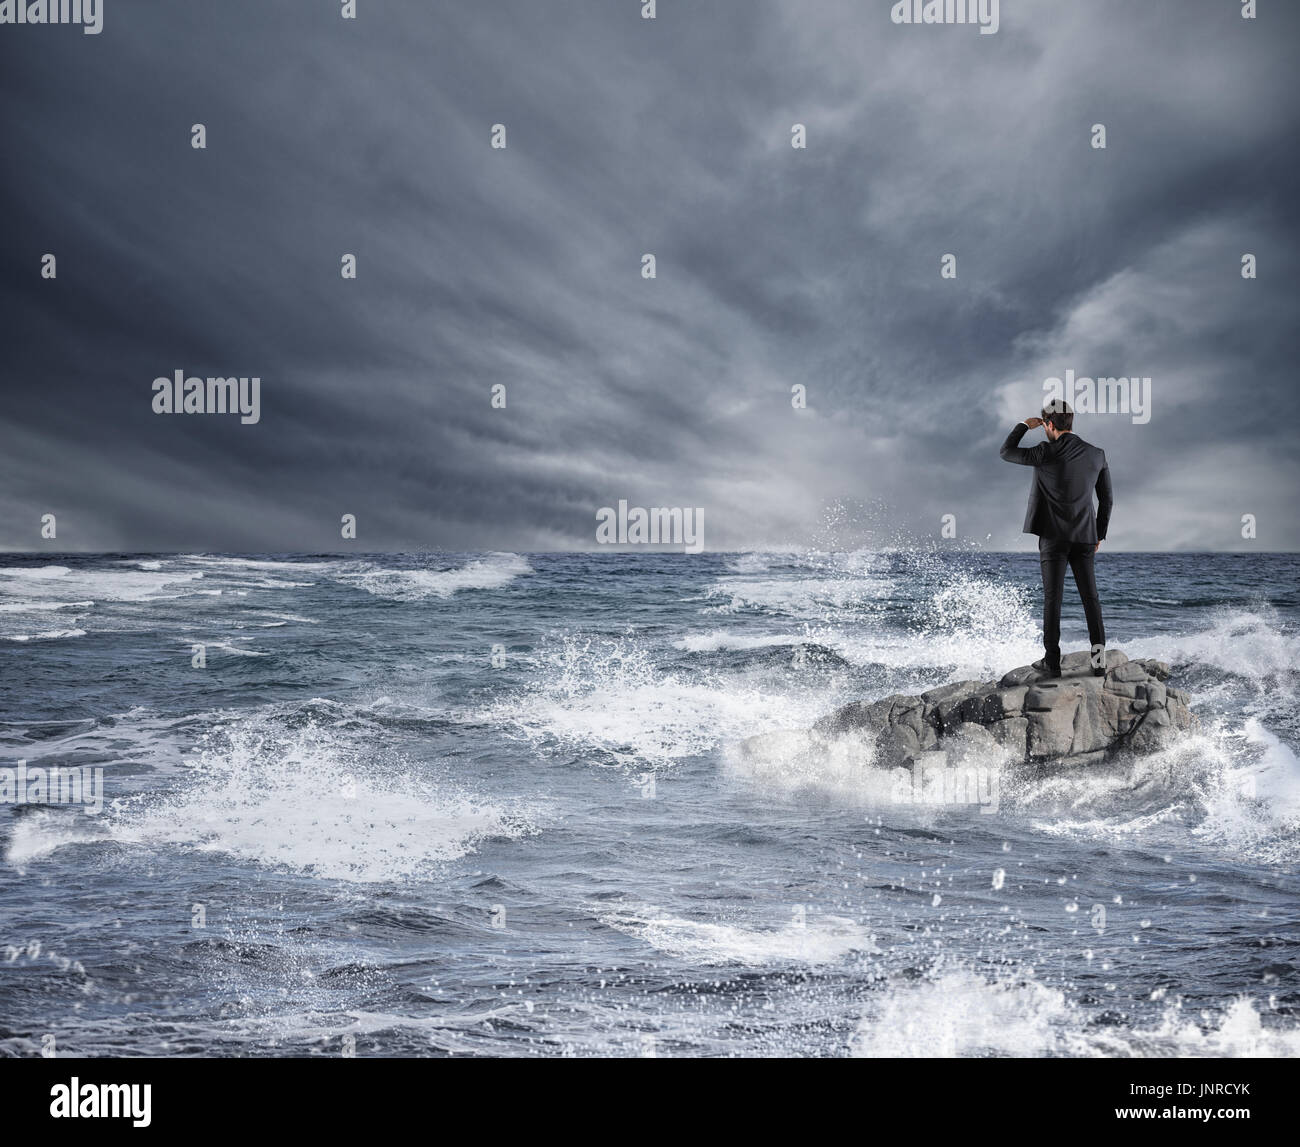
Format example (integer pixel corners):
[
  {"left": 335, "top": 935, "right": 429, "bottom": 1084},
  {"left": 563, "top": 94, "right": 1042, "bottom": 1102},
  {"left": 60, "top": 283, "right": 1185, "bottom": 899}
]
[{"left": 1, "top": 550, "right": 1297, "bottom": 1057}]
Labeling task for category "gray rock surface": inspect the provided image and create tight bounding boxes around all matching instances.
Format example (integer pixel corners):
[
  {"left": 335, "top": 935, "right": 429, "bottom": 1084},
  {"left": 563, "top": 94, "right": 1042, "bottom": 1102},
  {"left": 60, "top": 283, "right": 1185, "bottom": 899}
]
[{"left": 743, "top": 650, "right": 1197, "bottom": 770}]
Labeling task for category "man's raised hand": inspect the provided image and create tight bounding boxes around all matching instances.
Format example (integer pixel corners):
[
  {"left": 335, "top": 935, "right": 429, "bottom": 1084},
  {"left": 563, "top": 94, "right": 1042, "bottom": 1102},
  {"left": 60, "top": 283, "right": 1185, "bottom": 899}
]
[{"left": 1024, "top": 417, "right": 1044, "bottom": 428}]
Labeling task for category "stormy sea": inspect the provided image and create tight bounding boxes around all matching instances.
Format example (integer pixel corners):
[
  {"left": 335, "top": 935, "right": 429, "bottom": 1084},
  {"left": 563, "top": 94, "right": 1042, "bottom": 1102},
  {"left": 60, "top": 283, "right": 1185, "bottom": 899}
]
[{"left": 1, "top": 550, "right": 1297, "bottom": 1058}]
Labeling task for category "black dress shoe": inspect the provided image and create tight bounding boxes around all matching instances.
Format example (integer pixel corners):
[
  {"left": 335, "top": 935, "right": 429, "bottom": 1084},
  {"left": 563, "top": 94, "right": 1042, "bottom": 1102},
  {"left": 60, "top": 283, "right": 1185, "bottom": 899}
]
[{"left": 1032, "top": 658, "right": 1062, "bottom": 679}]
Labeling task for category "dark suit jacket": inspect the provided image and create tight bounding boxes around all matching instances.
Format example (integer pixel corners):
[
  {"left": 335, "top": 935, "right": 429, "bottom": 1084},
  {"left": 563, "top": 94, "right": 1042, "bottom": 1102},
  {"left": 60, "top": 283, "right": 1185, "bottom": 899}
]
[{"left": 999, "top": 424, "right": 1112, "bottom": 543}]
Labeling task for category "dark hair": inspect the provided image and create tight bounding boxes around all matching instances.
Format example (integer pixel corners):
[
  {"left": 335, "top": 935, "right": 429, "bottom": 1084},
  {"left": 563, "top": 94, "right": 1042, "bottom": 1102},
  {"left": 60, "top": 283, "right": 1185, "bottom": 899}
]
[{"left": 1042, "top": 409, "right": 1073, "bottom": 432}]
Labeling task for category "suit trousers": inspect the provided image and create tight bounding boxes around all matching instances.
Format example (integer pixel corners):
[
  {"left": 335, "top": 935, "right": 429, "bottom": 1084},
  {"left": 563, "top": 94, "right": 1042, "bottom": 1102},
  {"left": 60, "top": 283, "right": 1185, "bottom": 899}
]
[{"left": 1038, "top": 537, "right": 1106, "bottom": 667}]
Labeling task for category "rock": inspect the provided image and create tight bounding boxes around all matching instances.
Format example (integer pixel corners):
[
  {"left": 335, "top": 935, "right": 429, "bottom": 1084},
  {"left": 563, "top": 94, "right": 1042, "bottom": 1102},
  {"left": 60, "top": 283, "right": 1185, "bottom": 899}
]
[
  {"left": 743, "top": 651, "right": 1197, "bottom": 773},
  {"left": 1109, "top": 661, "right": 1149, "bottom": 684},
  {"left": 988, "top": 716, "right": 1029, "bottom": 752},
  {"left": 941, "top": 722, "right": 1003, "bottom": 766},
  {"left": 872, "top": 723, "right": 925, "bottom": 768},
  {"left": 920, "top": 680, "right": 986, "bottom": 733},
  {"left": 998, "top": 648, "right": 1129, "bottom": 688},
  {"left": 814, "top": 693, "right": 910, "bottom": 738},
  {"left": 1026, "top": 682, "right": 1083, "bottom": 759}
]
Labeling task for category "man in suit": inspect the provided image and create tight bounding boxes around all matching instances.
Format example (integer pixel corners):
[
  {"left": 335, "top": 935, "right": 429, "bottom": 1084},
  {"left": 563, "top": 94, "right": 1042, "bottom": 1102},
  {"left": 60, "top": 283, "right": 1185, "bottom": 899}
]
[{"left": 999, "top": 398, "right": 1112, "bottom": 678}]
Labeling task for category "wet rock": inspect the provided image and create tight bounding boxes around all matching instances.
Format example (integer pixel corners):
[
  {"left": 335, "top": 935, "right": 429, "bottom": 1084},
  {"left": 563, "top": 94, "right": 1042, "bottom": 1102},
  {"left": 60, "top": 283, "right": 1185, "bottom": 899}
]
[{"left": 744, "top": 651, "right": 1197, "bottom": 771}]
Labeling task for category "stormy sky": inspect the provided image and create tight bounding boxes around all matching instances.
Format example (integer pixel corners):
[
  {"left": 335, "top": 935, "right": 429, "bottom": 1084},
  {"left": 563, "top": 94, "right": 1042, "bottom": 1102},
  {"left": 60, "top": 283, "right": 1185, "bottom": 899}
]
[{"left": 1, "top": 0, "right": 1297, "bottom": 553}]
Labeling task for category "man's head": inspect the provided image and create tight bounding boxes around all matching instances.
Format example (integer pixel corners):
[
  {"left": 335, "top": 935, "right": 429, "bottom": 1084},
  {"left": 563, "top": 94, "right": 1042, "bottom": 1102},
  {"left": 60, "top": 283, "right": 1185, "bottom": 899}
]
[{"left": 1041, "top": 398, "right": 1073, "bottom": 440}]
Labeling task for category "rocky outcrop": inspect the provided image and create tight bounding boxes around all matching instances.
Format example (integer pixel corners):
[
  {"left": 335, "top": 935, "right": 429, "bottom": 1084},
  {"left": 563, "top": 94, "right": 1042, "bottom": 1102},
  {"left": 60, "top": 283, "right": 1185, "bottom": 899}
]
[{"left": 745, "top": 650, "right": 1196, "bottom": 771}]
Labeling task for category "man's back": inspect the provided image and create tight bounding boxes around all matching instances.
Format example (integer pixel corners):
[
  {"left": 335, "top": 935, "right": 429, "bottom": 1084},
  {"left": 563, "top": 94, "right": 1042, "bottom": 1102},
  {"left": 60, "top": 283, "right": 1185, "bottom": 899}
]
[
  {"left": 999, "top": 424, "right": 1112, "bottom": 543},
  {"left": 1000, "top": 403, "right": 1110, "bottom": 677}
]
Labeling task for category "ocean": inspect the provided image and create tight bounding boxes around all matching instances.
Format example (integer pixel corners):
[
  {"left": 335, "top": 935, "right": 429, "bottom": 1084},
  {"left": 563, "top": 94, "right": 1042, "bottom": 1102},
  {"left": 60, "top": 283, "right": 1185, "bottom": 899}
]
[{"left": 1, "top": 549, "right": 1297, "bottom": 1058}]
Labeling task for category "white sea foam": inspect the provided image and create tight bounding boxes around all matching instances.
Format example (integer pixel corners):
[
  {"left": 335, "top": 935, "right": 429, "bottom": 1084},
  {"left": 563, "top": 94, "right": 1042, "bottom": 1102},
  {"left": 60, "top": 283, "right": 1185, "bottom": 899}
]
[
  {"left": 673, "top": 630, "right": 812, "bottom": 653},
  {"left": 1008, "top": 713, "right": 1300, "bottom": 865},
  {"left": 705, "top": 549, "right": 893, "bottom": 618},
  {"left": 482, "top": 563, "right": 1046, "bottom": 773},
  {"left": 730, "top": 698, "right": 1300, "bottom": 863},
  {"left": 850, "top": 967, "right": 1300, "bottom": 1057},
  {"left": 724, "top": 726, "right": 882, "bottom": 801},
  {"left": 1191, "top": 719, "right": 1300, "bottom": 862},
  {"left": 703, "top": 557, "right": 1040, "bottom": 680},
  {"left": 176, "top": 639, "right": 269, "bottom": 657},
  {"left": 478, "top": 635, "right": 839, "bottom": 769},
  {"left": 2, "top": 628, "right": 87, "bottom": 642},
  {"left": 0, "top": 599, "right": 94, "bottom": 613},
  {"left": 723, "top": 550, "right": 802, "bottom": 574},
  {"left": 1122, "top": 606, "right": 1299, "bottom": 685},
  {"left": 214, "top": 578, "right": 316, "bottom": 590},
  {"left": 343, "top": 553, "right": 531, "bottom": 601},
  {"left": 5, "top": 816, "right": 112, "bottom": 867},
  {"left": 0, "top": 565, "right": 73, "bottom": 580},
  {"left": 851, "top": 968, "right": 1079, "bottom": 1057},
  {"left": 177, "top": 556, "right": 340, "bottom": 573},
  {"left": 802, "top": 570, "right": 1041, "bottom": 679},
  {"left": 602, "top": 906, "right": 878, "bottom": 966},
  {"left": 704, "top": 574, "right": 890, "bottom": 619},
  {"left": 724, "top": 725, "right": 1014, "bottom": 817},
  {"left": 5, "top": 714, "right": 534, "bottom": 882},
  {"left": 0, "top": 591, "right": 95, "bottom": 642},
  {"left": 0, "top": 564, "right": 203, "bottom": 602}
]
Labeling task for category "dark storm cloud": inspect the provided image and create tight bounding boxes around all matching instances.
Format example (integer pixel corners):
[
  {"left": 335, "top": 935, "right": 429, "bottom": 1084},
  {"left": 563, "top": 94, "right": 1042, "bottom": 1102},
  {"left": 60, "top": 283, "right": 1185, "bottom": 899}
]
[{"left": 1, "top": 0, "right": 1297, "bottom": 552}]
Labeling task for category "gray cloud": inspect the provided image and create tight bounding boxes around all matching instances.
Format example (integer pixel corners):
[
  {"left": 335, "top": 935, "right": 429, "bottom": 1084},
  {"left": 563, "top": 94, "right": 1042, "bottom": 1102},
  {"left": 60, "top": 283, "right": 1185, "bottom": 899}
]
[{"left": 1, "top": 0, "right": 1297, "bottom": 552}]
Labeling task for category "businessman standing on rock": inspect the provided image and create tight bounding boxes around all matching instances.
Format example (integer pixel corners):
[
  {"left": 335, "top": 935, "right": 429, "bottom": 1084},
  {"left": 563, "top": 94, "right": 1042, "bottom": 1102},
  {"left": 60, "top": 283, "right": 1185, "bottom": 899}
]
[{"left": 1000, "top": 398, "right": 1112, "bottom": 679}]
